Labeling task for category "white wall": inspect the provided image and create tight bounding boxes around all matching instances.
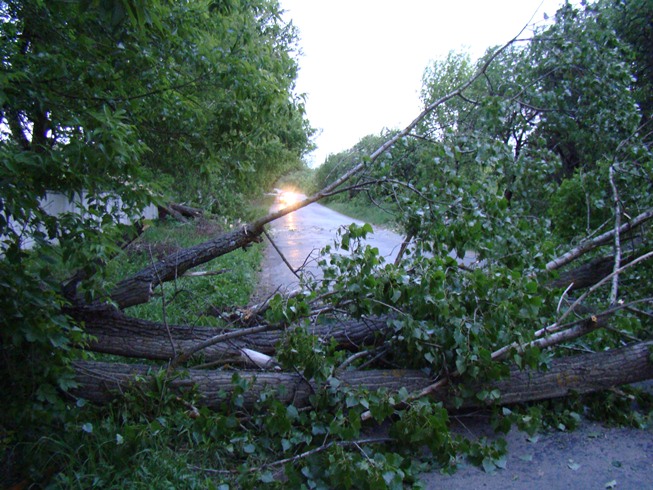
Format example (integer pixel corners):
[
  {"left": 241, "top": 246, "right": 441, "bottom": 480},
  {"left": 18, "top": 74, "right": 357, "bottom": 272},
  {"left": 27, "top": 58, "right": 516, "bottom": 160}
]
[{"left": 3, "top": 192, "right": 158, "bottom": 250}]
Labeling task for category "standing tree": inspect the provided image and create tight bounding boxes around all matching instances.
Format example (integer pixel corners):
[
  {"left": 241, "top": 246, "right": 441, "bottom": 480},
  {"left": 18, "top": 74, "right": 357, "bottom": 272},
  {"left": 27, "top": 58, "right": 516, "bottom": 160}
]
[{"left": 0, "top": 0, "right": 311, "bottom": 449}]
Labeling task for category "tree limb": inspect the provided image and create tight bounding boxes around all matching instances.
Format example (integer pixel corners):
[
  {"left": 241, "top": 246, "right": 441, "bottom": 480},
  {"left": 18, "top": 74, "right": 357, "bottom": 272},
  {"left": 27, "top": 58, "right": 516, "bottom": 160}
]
[
  {"left": 546, "top": 208, "right": 653, "bottom": 271},
  {"left": 608, "top": 165, "right": 622, "bottom": 305},
  {"left": 108, "top": 36, "right": 523, "bottom": 310}
]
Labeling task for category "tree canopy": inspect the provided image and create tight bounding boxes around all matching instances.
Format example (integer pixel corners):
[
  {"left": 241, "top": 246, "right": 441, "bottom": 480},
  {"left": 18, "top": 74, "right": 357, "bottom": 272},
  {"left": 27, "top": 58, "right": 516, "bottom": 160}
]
[{"left": 1, "top": 0, "right": 311, "bottom": 428}]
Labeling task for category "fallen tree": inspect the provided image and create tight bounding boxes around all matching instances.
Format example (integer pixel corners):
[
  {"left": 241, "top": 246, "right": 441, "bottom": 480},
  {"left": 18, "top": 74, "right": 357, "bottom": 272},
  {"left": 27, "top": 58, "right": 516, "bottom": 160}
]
[
  {"left": 62, "top": 32, "right": 653, "bottom": 421},
  {"left": 69, "top": 302, "right": 387, "bottom": 362},
  {"left": 71, "top": 340, "right": 653, "bottom": 411},
  {"left": 7, "top": 2, "right": 653, "bottom": 487}
]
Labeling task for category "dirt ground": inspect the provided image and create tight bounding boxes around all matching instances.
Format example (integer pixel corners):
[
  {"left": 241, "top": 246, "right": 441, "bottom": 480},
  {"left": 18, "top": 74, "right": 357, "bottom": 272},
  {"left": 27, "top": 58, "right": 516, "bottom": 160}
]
[{"left": 421, "top": 412, "right": 653, "bottom": 489}]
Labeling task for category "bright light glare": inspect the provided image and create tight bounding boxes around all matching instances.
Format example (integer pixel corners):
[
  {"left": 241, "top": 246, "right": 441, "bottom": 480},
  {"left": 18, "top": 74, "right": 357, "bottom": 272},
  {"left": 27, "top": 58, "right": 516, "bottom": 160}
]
[{"left": 279, "top": 191, "right": 300, "bottom": 208}]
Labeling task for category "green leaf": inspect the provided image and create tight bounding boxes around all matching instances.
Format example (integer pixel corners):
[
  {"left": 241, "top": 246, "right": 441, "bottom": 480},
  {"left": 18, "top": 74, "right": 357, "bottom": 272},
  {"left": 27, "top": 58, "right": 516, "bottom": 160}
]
[
  {"left": 286, "top": 405, "right": 299, "bottom": 420},
  {"left": 482, "top": 457, "right": 497, "bottom": 473}
]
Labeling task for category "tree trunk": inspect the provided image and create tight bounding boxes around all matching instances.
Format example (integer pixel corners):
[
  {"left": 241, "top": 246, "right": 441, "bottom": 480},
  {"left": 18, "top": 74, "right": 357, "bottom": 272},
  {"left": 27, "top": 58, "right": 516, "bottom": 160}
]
[
  {"left": 550, "top": 254, "right": 636, "bottom": 291},
  {"left": 169, "top": 203, "right": 204, "bottom": 218},
  {"left": 110, "top": 224, "right": 265, "bottom": 308},
  {"left": 68, "top": 303, "right": 387, "bottom": 362},
  {"left": 71, "top": 340, "right": 653, "bottom": 411}
]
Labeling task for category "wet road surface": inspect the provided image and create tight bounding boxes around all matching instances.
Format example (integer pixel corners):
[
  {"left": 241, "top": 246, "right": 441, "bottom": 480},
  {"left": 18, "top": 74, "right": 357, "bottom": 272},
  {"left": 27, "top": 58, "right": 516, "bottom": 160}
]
[{"left": 253, "top": 201, "right": 405, "bottom": 301}]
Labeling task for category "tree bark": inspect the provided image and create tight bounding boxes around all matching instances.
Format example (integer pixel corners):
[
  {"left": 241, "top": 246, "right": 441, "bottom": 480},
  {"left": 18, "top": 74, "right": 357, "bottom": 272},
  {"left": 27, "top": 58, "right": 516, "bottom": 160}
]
[
  {"left": 71, "top": 340, "right": 653, "bottom": 411},
  {"left": 110, "top": 224, "right": 265, "bottom": 308},
  {"left": 550, "top": 254, "right": 635, "bottom": 291},
  {"left": 68, "top": 303, "right": 387, "bottom": 362},
  {"left": 451, "top": 339, "right": 653, "bottom": 408}
]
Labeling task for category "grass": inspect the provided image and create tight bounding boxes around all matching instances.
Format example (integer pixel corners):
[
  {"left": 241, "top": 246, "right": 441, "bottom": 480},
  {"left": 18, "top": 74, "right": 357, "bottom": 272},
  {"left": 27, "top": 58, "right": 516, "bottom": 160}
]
[
  {"left": 106, "top": 199, "right": 274, "bottom": 326},
  {"left": 324, "top": 198, "right": 399, "bottom": 231}
]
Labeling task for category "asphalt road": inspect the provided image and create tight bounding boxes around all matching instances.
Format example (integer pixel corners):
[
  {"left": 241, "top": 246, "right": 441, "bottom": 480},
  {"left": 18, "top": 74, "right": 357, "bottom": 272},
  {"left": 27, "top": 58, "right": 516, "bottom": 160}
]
[{"left": 253, "top": 200, "right": 406, "bottom": 300}]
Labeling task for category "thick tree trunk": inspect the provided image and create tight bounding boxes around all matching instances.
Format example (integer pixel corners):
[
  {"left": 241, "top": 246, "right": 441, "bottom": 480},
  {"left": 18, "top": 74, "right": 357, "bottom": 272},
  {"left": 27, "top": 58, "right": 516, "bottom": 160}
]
[
  {"left": 451, "top": 339, "right": 653, "bottom": 408},
  {"left": 72, "top": 340, "right": 653, "bottom": 411},
  {"left": 68, "top": 304, "right": 387, "bottom": 362},
  {"left": 71, "top": 361, "right": 431, "bottom": 410},
  {"left": 550, "top": 254, "right": 636, "bottom": 291}
]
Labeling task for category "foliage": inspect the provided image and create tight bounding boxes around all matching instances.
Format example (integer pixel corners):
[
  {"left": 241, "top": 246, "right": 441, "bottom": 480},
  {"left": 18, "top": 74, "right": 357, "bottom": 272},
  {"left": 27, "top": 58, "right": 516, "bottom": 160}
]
[
  {"left": 0, "top": 0, "right": 311, "bottom": 485},
  {"left": 603, "top": 0, "right": 653, "bottom": 127},
  {"left": 3, "top": 0, "right": 653, "bottom": 487},
  {"left": 287, "top": 0, "right": 652, "bottom": 483}
]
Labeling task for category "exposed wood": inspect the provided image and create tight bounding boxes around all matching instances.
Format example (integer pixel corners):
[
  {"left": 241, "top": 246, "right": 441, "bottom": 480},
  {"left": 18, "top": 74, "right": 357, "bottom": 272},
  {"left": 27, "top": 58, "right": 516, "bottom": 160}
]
[
  {"left": 181, "top": 269, "right": 230, "bottom": 277},
  {"left": 71, "top": 341, "right": 653, "bottom": 411}
]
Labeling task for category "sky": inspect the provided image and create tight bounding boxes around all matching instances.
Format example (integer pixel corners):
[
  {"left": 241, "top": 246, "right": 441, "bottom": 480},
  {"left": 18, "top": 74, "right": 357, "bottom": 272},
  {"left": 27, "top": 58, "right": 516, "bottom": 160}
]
[{"left": 279, "top": 0, "right": 574, "bottom": 167}]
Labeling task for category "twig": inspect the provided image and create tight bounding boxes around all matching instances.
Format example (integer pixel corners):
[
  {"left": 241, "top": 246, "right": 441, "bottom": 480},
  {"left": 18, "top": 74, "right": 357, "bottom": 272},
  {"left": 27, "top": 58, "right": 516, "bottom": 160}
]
[
  {"left": 263, "top": 228, "right": 300, "bottom": 279},
  {"left": 625, "top": 305, "right": 653, "bottom": 320},
  {"left": 604, "top": 325, "right": 640, "bottom": 343},
  {"left": 337, "top": 348, "right": 377, "bottom": 372},
  {"left": 357, "top": 348, "right": 390, "bottom": 370},
  {"left": 190, "top": 437, "right": 394, "bottom": 475},
  {"left": 248, "top": 286, "right": 298, "bottom": 317},
  {"left": 394, "top": 234, "right": 414, "bottom": 266},
  {"left": 367, "top": 298, "right": 409, "bottom": 317},
  {"left": 556, "top": 282, "right": 574, "bottom": 314}
]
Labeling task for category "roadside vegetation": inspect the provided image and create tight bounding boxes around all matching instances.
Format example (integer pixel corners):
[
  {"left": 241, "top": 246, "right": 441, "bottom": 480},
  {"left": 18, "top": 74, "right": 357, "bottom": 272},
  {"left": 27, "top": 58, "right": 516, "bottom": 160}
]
[{"left": 2, "top": 0, "right": 653, "bottom": 488}]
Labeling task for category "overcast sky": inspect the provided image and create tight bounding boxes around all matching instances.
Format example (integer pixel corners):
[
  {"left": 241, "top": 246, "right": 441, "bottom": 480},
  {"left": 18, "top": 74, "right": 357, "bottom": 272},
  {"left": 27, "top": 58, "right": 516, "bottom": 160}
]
[{"left": 279, "top": 0, "right": 574, "bottom": 167}]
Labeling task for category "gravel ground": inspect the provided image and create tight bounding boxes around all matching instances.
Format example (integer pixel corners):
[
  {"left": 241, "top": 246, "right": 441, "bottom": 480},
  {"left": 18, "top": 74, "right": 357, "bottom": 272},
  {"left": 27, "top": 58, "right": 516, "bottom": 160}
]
[{"left": 421, "top": 388, "right": 653, "bottom": 489}]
